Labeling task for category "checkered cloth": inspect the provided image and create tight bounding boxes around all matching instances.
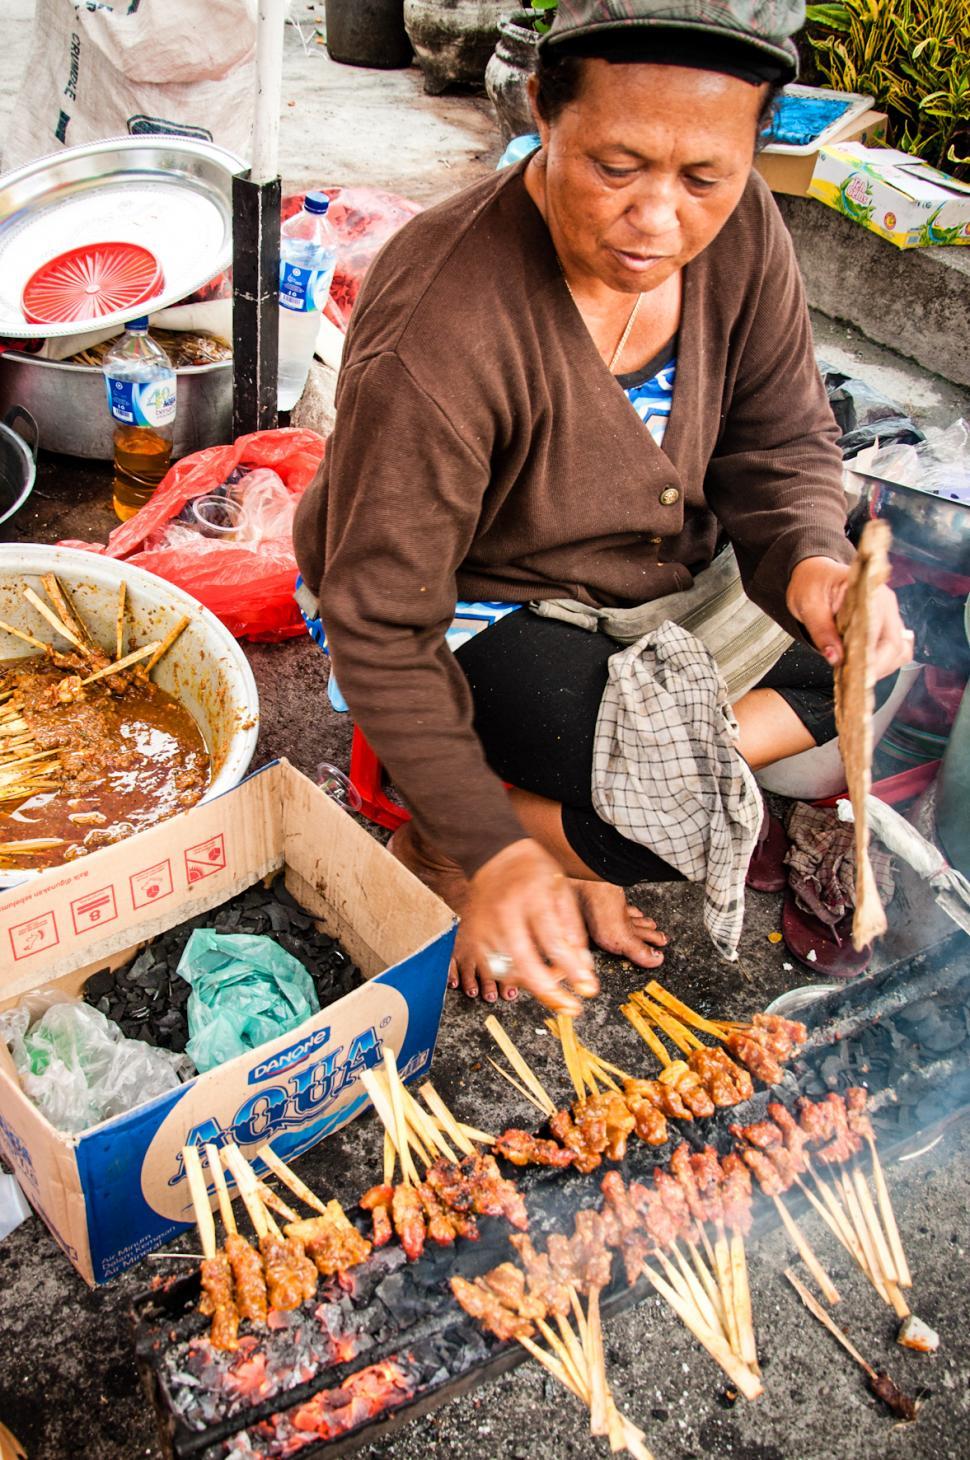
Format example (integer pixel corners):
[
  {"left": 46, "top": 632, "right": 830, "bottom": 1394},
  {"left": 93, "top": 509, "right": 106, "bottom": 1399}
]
[{"left": 591, "top": 621, "right": 763, "bottom": 959}]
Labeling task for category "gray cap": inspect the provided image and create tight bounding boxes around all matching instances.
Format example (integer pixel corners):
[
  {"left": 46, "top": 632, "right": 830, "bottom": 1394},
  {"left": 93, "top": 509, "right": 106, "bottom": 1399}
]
[{"left": 540, "top": 1, "right": 802, "bottom": 82}]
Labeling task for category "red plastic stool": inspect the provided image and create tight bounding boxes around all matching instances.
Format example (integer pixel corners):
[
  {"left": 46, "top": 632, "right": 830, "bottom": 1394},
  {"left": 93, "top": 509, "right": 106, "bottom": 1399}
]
[{"left": 348, "top": 725, "right": 410, "bottom": 831}]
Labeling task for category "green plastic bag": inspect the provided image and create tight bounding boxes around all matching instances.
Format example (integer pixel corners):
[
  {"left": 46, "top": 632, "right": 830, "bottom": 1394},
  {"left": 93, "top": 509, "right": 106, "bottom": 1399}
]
[{"left": 177, "top": 930, "right": 320, "bottom": 1074}]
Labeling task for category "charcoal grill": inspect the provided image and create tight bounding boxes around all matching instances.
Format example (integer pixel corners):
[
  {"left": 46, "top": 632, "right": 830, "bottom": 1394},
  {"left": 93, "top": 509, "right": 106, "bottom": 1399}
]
[{"left": 132, "top": 929, "right": 969, "bottom": 1460}]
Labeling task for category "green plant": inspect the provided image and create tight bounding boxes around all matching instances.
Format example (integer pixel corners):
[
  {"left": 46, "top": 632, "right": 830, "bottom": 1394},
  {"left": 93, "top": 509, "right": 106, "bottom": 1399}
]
[
  {"left": 804, "top": 0, "right": 970, "bottom": 180},
  {"left": 528, "top": 0, "right": 558, "bottom": 34}
]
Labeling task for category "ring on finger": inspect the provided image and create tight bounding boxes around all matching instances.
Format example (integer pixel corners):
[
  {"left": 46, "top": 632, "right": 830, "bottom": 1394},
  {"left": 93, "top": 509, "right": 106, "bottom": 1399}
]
[{"left": 485, "top": 951, "right": 514, "bottom": 980}]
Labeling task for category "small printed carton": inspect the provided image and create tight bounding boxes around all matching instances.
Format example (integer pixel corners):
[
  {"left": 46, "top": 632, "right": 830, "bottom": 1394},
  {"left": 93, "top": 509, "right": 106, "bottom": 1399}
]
[
  {"left": 0, "top": 760, "right": 456, "bottom": 1285},
  {"left": 808, "top": 143, "right": 970, "bottom": 248},
  {"left": 755, "top": 108, "right": 887, "bottom": 199}
]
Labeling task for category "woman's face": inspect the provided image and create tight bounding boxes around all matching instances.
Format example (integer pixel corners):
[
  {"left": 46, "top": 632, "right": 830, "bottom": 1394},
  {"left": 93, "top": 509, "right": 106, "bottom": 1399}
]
[{"left": 531, "top": 59, "right": 768, "bottom": 294}]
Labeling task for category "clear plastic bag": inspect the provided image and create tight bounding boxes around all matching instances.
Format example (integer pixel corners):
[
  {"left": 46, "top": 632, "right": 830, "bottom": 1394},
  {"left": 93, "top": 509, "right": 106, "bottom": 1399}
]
[
  {"left": 0, "top": 994, "right": 188, "bottom": 1134},
  {"left": 178, "top": 929, "right": 320, "bottom": 1074},
  {"left": 866, "top": 419, "right": 970, "bottom": 504}
]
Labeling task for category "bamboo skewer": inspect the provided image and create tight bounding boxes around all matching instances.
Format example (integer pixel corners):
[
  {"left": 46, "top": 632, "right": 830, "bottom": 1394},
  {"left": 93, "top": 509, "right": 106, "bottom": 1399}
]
[
  {"left": 837, "top": 1172, "right": 905, "bottom": 1315},
  {"left": 621, "top": 1003, "right": 673, "bottom": 1068},
  {"left": 0, "top": 619, "right": 52, "bottom": 654},
  {"left": 671, "top": 1243, "right": 722, "bottom": 1334},
  {"left": 115, "top": 583, "right": 126, "bottom": 662},
  {"left": 22, "top": 585, "right": 87, "bottom": 653},
  {"left": 784, "top": 1269, "right": 876, "bottom": 1374},
  {"left": 642, "top": 982, "right": 728, "bottom": 1040},
  {"left": 585, "top": 1286, "right": 609, "bottom": 1438},
  {"left": 383, "top": 1048, "right": 423, "bottom": 1186},
  {"left": 222, "top": 1144, "right": 270, "bottom": 1239},
  {"left": 711, "top": 1226, "right": 743, "bottom": 1357},
  {"left": 484, "top": 1015, "right": 557, "bottom": 1115},
  {"left": 255, "top": 1143, "right": 328, "bottom": 1215},
  {"left": 773, "top": 1195, "right": 841, "bottom": 1305},
  {"left": 485, "top": 1054, "right": 548, "bottom": 1115},
  {"left": 419, "top": 1081, "right": 477, "bottom": 1156},
  {"left": 403, "top": 1090, "right": 458, "bottom": 1164},
  {"left": 852, "top": 1168, "right": 898, "bottom": 1288},
  {"left": 257, "top": 1182, "right": 299, "bottom": 1223},
  {"left": 730, "top": 1231, "right": 759, "bottom": 1373},
  {"left": 642, "top": 1258, "right": 763, "bottom": 1401},
  {"left": 629, "top": 993, "right": 705, "bottom": 1054},
  {"left": 383, "top": 1130, "right": 396, "bottom": 1186},
  {"left": 204, "top": 1143, "right": 237, "bottom": 1236},
  {"left": 79, "top": 639, "right": 162, "bottom": 686},
  {"left": 182, "top": 1145, "right": 217, "bottom": 1259},
  {"left": 866, "top": 1140, "right": 912, "bottom": 1288},
  {"left": 40, "top": 574, "right": 99, "bottom": 655},
  {"left": 145, "top": 614, "right": 191, "bottom": 674}
]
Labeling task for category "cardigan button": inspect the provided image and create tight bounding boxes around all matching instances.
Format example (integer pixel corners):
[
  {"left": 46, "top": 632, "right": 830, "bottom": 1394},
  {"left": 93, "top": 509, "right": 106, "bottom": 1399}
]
[{"left": 659, "top": 486, "right": 680, "bottom": 506}]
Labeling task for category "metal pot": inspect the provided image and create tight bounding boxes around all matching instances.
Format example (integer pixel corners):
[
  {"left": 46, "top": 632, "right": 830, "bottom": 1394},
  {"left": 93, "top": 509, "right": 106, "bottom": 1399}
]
[
  {"left": 0, "top": 405, "right": 37, "bottom": 524},
  {"left": 846, "top": 468, "right": 970, "bottom": 577},
  {"left": 0, "top": 544, "right": 259, "bottom": 886},
  {"left": 0, "top": 352, "right": 230, "bottom": 461}
]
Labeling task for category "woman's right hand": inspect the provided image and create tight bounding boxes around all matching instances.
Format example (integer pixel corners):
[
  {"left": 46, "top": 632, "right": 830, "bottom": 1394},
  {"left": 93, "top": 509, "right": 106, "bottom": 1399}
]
[{"left": 455, "top": 839, "right": 601, "bottom": 1014}]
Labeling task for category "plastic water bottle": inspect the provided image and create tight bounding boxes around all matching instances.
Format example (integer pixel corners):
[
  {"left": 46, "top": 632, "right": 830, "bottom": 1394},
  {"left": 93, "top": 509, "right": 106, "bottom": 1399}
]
[
  {"left": 278, "top": 191, "right": 338, "bottom": 411},
  {"left": 102, "top": 319, "right": 177, "bottom": 521}
]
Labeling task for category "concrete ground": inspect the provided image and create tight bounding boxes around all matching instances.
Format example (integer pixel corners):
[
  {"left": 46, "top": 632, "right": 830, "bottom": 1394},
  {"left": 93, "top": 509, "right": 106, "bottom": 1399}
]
[{"left": 0, "top": 6, "right": 969, "bottom": 1460}]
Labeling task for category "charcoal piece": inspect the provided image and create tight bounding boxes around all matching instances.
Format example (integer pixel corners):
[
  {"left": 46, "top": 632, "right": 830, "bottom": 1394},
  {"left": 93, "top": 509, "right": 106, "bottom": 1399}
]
[
  {"left": 84, "top": 968, "right": 115, "bottom": 999},
  {"left": 129, "top": 1005, "right": 151, "bottom": 1022},
  {"left": 171, "top": 982, "right": 191, "bottom": 1005},
  {"left": 919, "top": 1020, "right": 966, "bottom": 1054},
  {"left": 108, "top": 999, "right": 126, "bottom": 1022},
  {"left": 266, "top": 903, "right": 291, "bottom": 933},
  {"left": 157, "top": 1012, "right": 181, "bottom": 1033},
  {"left": 896, "top": 998, "right": 938, "bottom": 1026}
]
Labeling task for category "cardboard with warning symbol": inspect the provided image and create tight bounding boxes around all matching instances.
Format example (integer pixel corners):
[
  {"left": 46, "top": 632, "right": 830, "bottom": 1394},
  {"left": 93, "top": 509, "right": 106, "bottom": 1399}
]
[{"left": 0, "top": 760, "right": 456, "bottom": 1285}]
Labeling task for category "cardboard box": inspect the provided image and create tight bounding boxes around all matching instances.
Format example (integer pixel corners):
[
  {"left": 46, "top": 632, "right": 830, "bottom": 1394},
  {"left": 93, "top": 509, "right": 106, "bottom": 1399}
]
[
  {"left": 0, "top": 760, "right": 456, "bottom": 1284},
  {"left": 808, "top": 144, "right": 970, "bottom": 247},
  {"left": 755, "top": 109, "right": 888, "bottom": 198}
]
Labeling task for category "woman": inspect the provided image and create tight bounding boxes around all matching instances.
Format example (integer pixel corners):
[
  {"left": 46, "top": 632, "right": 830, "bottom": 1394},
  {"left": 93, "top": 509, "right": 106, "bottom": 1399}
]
[{"left": 293, "top": 0, "right": 912, "bottom": 1014}]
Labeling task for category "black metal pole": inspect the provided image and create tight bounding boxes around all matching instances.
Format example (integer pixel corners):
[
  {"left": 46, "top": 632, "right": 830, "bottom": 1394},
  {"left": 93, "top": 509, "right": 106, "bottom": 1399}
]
[{"left": 231, "top": 171, "right": 281, "bottom": 437}]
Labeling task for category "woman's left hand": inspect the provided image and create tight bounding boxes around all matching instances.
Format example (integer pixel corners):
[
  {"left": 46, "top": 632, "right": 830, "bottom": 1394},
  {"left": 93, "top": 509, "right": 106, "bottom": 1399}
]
[{"left": 786, "top": 555, "right": 915, "bottom": 681}]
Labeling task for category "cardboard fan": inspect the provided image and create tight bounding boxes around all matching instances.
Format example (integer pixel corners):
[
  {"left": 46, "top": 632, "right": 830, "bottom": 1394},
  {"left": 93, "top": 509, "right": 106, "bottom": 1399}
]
[{"left": 21, "top": 241, "right": 164, "bottom": 326}]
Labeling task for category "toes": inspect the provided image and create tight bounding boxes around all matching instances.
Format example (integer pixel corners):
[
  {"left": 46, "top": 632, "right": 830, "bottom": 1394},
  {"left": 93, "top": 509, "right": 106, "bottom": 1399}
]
[
  {"left": 447, "top": 957, "right": 459, "bottom": 991},
  {"left": 458, "top": 961, "right": 480, "bottom": 998},
  {"left": 479, "top": 974, "right": 499, "bottom": 1004},
  {"left": 502, "top": 984, "right": 518, "bottom": 1002}
]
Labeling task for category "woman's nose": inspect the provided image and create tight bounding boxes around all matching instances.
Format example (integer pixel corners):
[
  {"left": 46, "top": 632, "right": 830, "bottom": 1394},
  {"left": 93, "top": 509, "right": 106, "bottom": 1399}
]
[{"left": 626, "top": 184, "right": 678, "bottom": 238}]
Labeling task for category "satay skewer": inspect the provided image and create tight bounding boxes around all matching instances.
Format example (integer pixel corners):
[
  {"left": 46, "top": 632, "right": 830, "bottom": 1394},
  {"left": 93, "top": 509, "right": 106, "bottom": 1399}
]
[
  {"left": 852, "top": 1167, "right": 899, "bottom": 1288},
  {"left": 784, "top": 1269, "right": 917, "bottom": 1421},
  {"left": 257, "top": 1182, "right": 299, "bottom": 1224},
  {"left": 384, "top": 1049, "right": 425, "bottom": 1185},
  {"left": 621, "top": 1003, "right": 673, "bottom": 1068},
  {"left": 642, "top": 981, "right": 729, "bottom": 1040},
  {"left": 39, "top": 574, "right": 101, "bottom": 656},
  {"left": 729, "top": 1231, "right": 759, "bottom": 1373},
  {"left": 837, "top": 1172, "right": 908, "bottom": 1318}
]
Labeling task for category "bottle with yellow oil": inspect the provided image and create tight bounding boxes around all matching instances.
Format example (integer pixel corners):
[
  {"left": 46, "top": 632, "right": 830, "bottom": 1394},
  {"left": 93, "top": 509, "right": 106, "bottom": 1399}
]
[{"left": 102, "top": 318, "right": 177, "bottom": 521}]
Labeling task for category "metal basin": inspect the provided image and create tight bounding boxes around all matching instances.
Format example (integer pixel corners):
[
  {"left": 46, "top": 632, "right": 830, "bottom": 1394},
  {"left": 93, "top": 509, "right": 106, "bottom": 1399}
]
[
  {"left": 847, "top": 469, "right": 970, "bottom": 576},
  {"left": 0, "top": 544, "right": 259, "bottom": 884},
  {"left": 0, "top": 405, "right": 37, "bottom": 522},
  {"left": 0, "top": 351, "right": 230, "bottom": 460}
]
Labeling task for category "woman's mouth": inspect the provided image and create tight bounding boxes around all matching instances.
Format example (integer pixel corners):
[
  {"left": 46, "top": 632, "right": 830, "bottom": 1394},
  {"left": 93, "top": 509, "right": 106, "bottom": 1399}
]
[{"left": 610, "top": 248, "right": 668, "bottom": 273}]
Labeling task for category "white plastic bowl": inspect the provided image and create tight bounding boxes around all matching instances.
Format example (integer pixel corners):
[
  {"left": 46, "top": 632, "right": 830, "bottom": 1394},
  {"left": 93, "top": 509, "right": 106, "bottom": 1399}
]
[{"left": 0, "top": 545, "right": 259, "bottom": 881}]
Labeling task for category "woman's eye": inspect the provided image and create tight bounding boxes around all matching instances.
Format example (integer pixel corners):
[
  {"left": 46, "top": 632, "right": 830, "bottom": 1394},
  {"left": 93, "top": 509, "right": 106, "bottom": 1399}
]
[
  {"left": 686, "top": 175, "right": 718, "bottom": 191},
  {"left": 597, "top": 162, "right": 637, "bottom": 180}
]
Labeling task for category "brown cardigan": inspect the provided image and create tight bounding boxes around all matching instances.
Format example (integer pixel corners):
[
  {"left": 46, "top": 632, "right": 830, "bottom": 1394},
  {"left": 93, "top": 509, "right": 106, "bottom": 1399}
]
[{"left": 293, "top": 161, "right": 851, "bottom": 877}]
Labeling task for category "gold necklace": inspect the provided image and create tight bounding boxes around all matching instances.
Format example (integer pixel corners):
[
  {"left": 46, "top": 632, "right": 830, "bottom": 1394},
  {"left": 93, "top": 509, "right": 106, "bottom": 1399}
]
[{"left": 563, "top": 277, "right": 644, "bottom": 373}]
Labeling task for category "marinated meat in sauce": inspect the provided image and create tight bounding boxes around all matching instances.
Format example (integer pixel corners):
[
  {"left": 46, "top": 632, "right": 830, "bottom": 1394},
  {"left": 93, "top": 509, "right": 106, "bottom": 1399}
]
[{"left": 0, "top": 655, "right": 209, "bottom": 866}]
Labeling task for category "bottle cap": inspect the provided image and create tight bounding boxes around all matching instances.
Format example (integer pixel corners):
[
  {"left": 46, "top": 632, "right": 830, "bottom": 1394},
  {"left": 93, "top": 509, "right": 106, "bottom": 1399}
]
[
  {"left": 127, "top": 316, "right": 149, "bottom": 330},
  {"left": 304, "top": 191, "right": 331, "bottom": 215}
]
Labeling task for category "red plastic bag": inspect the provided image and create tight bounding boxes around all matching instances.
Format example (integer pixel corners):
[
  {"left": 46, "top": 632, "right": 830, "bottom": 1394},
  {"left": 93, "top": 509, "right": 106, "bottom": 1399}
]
[
  {"left": 60, "top": 428, "right": 326, "bottom": 641},
  {"left": 282, "top": 186, "right": 422, "bottom": 331}
]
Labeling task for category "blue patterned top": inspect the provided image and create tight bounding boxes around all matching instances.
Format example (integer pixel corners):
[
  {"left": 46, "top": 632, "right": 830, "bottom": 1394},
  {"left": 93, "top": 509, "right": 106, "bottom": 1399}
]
[{"left": 303, "top": 348, "right": 679, "bottom": 707}]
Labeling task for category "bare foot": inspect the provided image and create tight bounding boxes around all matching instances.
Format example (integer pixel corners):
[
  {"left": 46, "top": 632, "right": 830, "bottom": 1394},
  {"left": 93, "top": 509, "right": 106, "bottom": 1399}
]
[
  {"left": 388, "top": 822, "right": 516, "bottom": 1004},
  {"left": 571, "top": 880, "right": 667, "bottom": 968}
]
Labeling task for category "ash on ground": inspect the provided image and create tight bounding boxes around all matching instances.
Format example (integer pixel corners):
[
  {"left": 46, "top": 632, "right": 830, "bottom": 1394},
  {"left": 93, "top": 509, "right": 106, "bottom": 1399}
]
[{"left": 82, "top": 878, "right": 364, "bottom": 1059}]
